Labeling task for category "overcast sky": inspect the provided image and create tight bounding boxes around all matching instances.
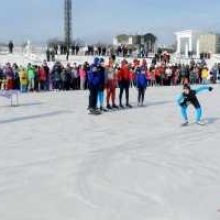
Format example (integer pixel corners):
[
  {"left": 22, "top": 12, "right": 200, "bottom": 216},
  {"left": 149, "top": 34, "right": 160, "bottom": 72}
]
[{"left": 0, "top": 0, "right": 220, "bottom": 45}]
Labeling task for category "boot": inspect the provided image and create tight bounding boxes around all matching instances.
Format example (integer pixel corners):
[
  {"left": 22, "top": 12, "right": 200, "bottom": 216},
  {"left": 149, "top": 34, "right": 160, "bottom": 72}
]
[
  {"left": 126, "top": 103, "right": 133, "bottom": 108},
  {"left": 112, "top": 104, "right": 119, "bottom": 109},
  {"left": 119, "top": 103, "right": 125, "bottom": 109},
  {"left": 181, "top": 121, "right": 189, "bottom": 127},
  {"left": 106, "top": 104, "right": 112, "bottom": 110},
  {"left": 100, "top": 106, "right": 108, "bottom": 112}
]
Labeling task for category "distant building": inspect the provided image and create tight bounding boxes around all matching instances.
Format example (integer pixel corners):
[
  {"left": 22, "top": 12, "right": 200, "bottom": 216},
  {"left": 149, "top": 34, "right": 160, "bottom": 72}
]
[
  {"left": 175, "top": 30, "right": 220, "bottom": 57},
  {"left": 199, "top": 33, "right": 220, "bottom": 54},
  {"left": 113, "top": 33, "right": 157, "bottom": 53}
]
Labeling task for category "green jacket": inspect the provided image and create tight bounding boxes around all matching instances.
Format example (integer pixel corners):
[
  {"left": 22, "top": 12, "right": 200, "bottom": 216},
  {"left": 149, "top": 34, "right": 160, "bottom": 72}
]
[{"left": 27, "top": 67, "right": 35, "bottom": 79}]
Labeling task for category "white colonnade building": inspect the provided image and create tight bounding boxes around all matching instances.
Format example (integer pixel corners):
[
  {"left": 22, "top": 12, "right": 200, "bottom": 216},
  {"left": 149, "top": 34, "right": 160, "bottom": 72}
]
[{"left": 175, "top": 30, "right": 201, "bottom": 58}]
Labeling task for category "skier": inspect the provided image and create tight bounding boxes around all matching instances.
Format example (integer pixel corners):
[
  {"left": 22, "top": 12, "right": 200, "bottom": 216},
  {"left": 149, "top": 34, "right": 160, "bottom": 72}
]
[
  {"left": 135, "top": 66, "right": 148, "bottom": 106},
  {"left": 118, "top": 60, "right": 132, "bottom": 108},
  {"left": 106, "top": 56, "right": 119, "bottom": 110},
  {"left": 177, "top": 84, "right": 213, "bottom": 126},
  {"left": 88, "top": 57, "right": 101, "bottom": 114}
]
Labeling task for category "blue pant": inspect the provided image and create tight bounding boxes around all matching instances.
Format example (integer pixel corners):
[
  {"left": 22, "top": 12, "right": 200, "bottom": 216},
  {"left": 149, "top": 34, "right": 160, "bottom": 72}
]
[
  {"left": 20, "top": 85, "right": 27, "bottom": 93},
  {"left": 180, "top": 106, "right": 202, "bottom": 122},
  {"left": 97, "top": 91, "right": 104, "bottom": 107}
]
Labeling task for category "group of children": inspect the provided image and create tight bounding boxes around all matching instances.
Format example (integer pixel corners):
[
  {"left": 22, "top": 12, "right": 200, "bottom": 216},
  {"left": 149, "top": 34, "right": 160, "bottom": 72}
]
[
  {"left": 0, "top": 62, "right": 50, "bottom": 92},
  {"left": 87, "top": 56, "right": 148, "bottom": 114},
  {"left": 87, "top": 56, "right": 214, "bottom": 126}
]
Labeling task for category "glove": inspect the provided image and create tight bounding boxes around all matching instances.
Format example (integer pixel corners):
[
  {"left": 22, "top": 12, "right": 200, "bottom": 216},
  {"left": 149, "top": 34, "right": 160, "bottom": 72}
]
[{"left": 209, "top": 87, "right": 213, "bottom": 92}]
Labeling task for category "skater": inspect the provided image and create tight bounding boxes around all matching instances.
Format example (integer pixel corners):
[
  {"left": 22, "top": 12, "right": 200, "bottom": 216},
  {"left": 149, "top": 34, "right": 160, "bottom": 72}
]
[
  {"left": 88, "top": 57, "right": 101, "bottom": 114},
  {"left": 135, "top": 67, "right": 148, "bottom": 106},
  {"left": 106, "top": 56, "right": 118, "bottom": 110},
  {"left": 118, "top": 60, "right": 132, "bottom": 108},
  {"left": 97, "top": 58, "right": 107, "bottom": 111},
  {"left": 177, "top": 84, "right": 213, "bottom": 126}
]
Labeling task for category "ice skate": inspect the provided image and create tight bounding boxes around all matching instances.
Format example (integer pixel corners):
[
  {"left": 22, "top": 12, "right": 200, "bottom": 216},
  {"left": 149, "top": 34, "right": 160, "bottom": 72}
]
[{"left": 181, "top": 121, "right": 189, "bottom": 127}]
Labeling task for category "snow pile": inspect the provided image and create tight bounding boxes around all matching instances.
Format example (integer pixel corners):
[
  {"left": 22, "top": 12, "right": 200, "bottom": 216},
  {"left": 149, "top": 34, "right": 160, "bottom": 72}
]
[
  {"left": 0, "top": 51, "right": 153, "bottom": 68},
  {"left": 0, "top": 86, "right": 220, "bottom": 220}
]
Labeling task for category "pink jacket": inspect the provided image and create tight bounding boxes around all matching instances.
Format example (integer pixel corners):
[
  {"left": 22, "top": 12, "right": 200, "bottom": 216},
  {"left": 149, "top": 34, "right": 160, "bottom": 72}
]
[{"left": 79, "top": 68, "right": 86, "bottom": 79}]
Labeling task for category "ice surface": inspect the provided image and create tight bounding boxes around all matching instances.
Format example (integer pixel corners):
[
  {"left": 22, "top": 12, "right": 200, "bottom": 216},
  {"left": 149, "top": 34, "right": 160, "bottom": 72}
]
[{"left": 0, "top": 86, "right": 220, "bottom": 220}]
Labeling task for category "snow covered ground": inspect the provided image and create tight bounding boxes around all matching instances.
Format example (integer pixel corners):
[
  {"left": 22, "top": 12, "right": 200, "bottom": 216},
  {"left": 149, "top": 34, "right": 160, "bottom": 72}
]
[
  {"left": 0, "top": 86, "right": 220, "bottom": 220},
  {"left": 0, "top": 50, "right": 153, "bottom": 67}
]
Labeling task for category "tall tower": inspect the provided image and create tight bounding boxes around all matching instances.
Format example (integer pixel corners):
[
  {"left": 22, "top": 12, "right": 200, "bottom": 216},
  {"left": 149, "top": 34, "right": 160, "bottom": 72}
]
[{"left": 64, "top": 0, "right": 72, "bottom": 49}]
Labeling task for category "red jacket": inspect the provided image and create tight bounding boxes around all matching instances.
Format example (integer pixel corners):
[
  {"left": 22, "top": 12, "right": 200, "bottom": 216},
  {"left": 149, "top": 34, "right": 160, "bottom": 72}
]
[
  {"left": 38, "top": 68, "right": 46, "bottom": 81},
  {"left": 118, "top": 66, "right": 131, "bottom": 81}
]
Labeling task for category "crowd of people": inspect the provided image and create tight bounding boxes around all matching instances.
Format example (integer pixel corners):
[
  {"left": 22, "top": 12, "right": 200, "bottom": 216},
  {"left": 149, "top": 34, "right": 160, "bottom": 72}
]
[
  {"left": 46, "top": 43, "right": 152, "bottom": 61},
  {"left": 0, "top": 61, "right": 84, "bottom": 92},
  {"left": 0, "top": 56, "right": 219, "bottom": 112}
]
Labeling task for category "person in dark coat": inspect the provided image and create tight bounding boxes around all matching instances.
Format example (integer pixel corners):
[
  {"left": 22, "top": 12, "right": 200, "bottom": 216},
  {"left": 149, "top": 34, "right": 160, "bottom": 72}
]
[
  {"left": 88, "top": 57, "right": 101, "bottom": 113},
  {"left": 8, "top": 41, "right": 14, "bottom": 54}
]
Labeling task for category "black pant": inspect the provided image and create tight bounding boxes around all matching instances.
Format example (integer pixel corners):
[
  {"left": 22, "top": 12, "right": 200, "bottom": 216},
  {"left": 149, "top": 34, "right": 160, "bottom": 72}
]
[
  {"left": 54, "top": 81, "right": 61, "bottom": 90},
  {"left": 119, "top": 80, "right": 130, "bottom": 105},
  {"left": 155, "top": 75, "right": 161, "bottom": 85},
  {"left": 64, "top": 81, "right": 71, "bottom": 90},
  {"left": 138, "top": 87, "right": 146, "bottom": 103},
  {"left": 89, "top": 86, "right": 98, "bottom": 110}
]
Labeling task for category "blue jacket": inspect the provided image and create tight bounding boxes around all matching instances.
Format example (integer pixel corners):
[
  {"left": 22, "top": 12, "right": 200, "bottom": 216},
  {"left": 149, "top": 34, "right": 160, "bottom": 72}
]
[
  {"left": 136, "top": 70, "right": 148, "bottom": 88},
  {"left": 88, "top": 64, "right": 100, "bottom": 88}
]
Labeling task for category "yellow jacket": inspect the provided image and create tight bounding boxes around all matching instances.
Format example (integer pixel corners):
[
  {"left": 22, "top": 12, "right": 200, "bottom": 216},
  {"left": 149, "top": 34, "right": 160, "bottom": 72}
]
[
  {"left": 19, "top": 69, "right": 28, "bottom": 85},
  {"left": 201, "top": 68, "right": 209, "bottom": 79}
]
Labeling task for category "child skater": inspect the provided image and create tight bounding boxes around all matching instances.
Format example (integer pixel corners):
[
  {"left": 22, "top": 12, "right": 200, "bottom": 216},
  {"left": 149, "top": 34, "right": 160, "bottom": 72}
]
[
  {"left": 177, "top": 84, "right": 213, "bottom": 126},
  {"left": 106, "top": 56, "right": 119, "bottom": 110},
  {"left": 97, "top": 58, "right": 108, "bottom": 112},
  {"left": 135, "top": 66, "right": 148, "bottom": 106},
  {"left": 88, "top": 57, "right": 101, "bottom": 114}
]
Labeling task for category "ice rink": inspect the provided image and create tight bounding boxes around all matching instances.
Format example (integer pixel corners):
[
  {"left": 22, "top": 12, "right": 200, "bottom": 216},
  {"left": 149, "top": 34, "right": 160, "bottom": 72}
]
[{"left": 0, "top": 86, "right": 220, "bottom": 220}]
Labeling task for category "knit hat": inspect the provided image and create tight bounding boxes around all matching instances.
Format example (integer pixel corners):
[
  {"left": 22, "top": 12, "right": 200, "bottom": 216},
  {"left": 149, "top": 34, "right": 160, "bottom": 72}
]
[{"left": 94, "top": 57, "right": 100, "bottom": 65}]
